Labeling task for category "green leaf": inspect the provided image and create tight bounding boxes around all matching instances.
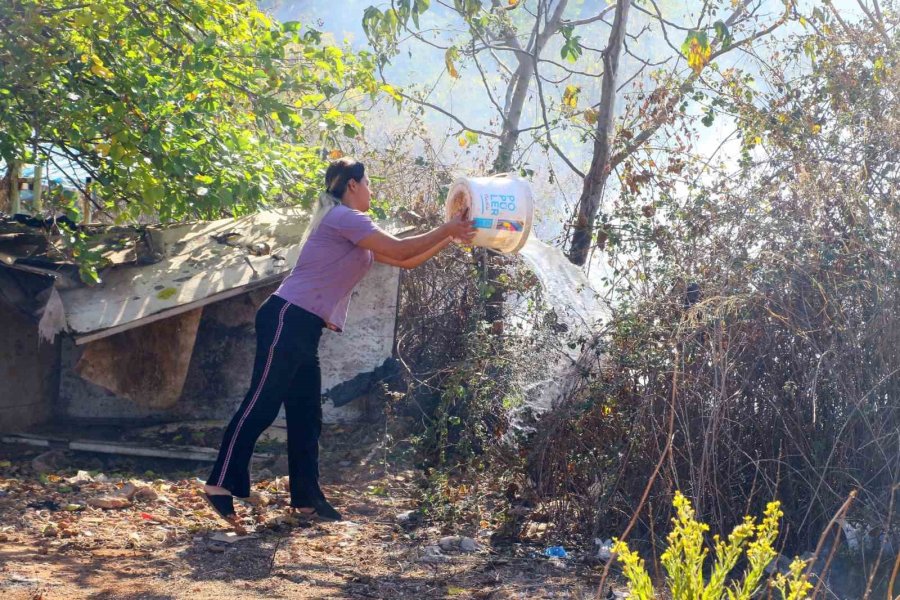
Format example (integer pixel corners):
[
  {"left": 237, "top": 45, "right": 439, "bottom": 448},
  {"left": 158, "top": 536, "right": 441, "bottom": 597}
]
[{"left": 713, "top": 20, "right": 732, "bottom": 48}]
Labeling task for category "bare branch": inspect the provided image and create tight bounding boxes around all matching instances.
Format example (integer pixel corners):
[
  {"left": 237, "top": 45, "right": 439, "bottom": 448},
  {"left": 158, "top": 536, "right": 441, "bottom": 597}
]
[
  {"left": 531, "top": 46, "right": 586, "bottom": 178},
  {"left": 561, "top": 5, "right": 617, "bottom": 28},
  {"left": 470, "top": 40, "right": 508, "bottom": 123}
]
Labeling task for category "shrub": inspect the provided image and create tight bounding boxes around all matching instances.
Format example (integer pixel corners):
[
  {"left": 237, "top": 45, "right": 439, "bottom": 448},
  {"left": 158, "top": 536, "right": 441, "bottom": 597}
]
[{"left": 613, "top": 492, "right": 812, "bottom": 600}]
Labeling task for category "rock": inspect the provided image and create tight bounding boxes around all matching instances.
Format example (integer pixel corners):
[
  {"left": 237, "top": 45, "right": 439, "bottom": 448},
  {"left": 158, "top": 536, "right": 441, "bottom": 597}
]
[
  {"left": 396, "top": 510, "right": 416, "bottom": 524},
  {"left": 418, "top": 545, "right": 447, "bottom": 563},
  {"left": 118, "top": 482, "right": 139, "bottom": 500},
  {"left": 764, "top": 555, "right": 793, "bottom": 576},
  {"left": 88, "top": 496, "right": 132, "bottom": 510},
  {"left": 67, "top": 470, "right": 94, "bottom": 484},
  {"left": 134, "top": 486, "right": 158, "bottom": 502},
  {"left": 210, "top": 532, "right": 255, "bottom": 544},
  {"left": 439, "top": 535, "right": 462, "bottom": 552},
  {"left": 207, "top": 543, "right": 227, "bottom": 553},
  {"left": 256, "top": 468, "right": 273, "bottom": 481},
  {"left": 595, "top": 538, "right": 613, "bottom": 562},
  {"left": 117, "top": 482, "right": 156, "bottom": 502},
  {"left": 31, "top": 450, "right": 66, "bottom": 474},
  {"left": 339, "top": 460, "right": 353, "bottom": 468},
  {"left": 459, "top": 537, "right": 479, "bottom": 553}
]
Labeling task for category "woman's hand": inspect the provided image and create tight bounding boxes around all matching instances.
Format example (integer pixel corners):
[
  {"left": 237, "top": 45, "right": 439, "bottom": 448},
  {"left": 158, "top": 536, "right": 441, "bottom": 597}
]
[{"left": 446, "top": 207, "right": 476, "bottom": 244}]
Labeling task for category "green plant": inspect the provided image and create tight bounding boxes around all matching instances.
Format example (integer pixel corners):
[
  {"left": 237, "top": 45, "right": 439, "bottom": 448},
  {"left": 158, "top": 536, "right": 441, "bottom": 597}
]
[
  {"left": 613, "top": 492, "right": 811, "bottom": 600},
  {"left": 1, "top": 0, "right": 380, "bottom": 224}
]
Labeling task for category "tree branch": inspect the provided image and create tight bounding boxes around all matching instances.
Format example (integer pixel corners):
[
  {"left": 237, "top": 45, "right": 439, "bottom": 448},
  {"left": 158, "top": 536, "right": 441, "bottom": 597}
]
[
  {"left": 531, "top": 46, "right": 586, "bottom": 178},
  {"left": 561, "top": 5, "right": 617, "bottom": 29}
]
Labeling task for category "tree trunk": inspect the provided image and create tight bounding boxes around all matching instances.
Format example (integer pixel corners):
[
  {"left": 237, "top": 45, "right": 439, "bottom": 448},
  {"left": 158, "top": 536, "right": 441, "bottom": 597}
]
[
  {"left": 566, "top": 0, "right": 631, "bottom": 266},
  {"left": 8, "top": 161, "right": 22, "bottom": 215},
  {"left": 490, "top": 0, "right": 568, "bottom": 174},
  {"left": 32, "top": 161, "right": 43, "bottom": 213},
  {"left": 485, "top": 1, "right": 569, "bottom": 323},
  {"left": 492, "top": 61, "right": 531, "bottom": 173}
]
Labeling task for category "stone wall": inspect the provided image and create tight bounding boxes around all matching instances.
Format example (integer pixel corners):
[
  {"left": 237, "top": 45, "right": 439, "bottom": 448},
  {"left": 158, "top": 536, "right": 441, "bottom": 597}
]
[
  {"left": 61, "top": 262, "right": 400, "bottom": 424},
  {"left": 0, "top": 304, "right": 59, "bottom": 431}
]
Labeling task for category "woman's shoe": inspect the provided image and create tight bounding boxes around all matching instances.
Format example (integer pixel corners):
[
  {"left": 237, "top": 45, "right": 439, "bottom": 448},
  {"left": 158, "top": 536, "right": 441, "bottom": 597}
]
[
  {"left": 293, "top": 497, "right": 342, "bottom": 522},
  {"left": 203, "top": 492, "right": 248, "bottom": 535}
]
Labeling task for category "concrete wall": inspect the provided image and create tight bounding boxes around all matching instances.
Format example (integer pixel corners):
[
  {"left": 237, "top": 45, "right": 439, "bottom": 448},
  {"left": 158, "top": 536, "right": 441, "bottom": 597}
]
[
  {"left": 61, "top": 262, "right": 400, "bottom": 424},
  {"left": 0, "top": 305, "right": 59, "bottom": 431}
]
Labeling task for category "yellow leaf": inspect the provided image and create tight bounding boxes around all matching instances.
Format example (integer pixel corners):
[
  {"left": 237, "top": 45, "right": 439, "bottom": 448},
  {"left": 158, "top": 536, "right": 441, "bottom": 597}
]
[
  {"left": 380, "top": 84, "right": 402, "bottom": 101},
  {"left": 687, "top": 38, "right": 711, "bottom": 75},
  {"left": 810, "top": 124, "right": 821, "bottom": 135},
  {"left": 584, "top": 107, "right": 599, "bottom": 125},
  {"left": 458, "top": 136, "right": 468, "bottom": 148},
  {"left": 445, "top": 47, "right": 460, "bottom": 79},
  {"left": 562, "top": 85, "right": 580, "bottom": 111},
  {"left": 185, "top": 92, "right": 198, "bottom": 102},
  {"left": 328, "top": 149, "right": 343, "bottom": 159},
  {"left": 90, "top": 63, "right": 113, "bottom": 79}
]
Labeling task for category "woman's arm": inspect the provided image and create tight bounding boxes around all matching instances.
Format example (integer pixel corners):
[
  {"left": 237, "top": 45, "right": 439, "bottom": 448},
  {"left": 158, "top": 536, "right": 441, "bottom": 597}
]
[
  {"left": 375, "top": 237, "right": 452, "bottom": 269},
  {"left": 356, "top": 211, "right": 474, "bottom": 261}
]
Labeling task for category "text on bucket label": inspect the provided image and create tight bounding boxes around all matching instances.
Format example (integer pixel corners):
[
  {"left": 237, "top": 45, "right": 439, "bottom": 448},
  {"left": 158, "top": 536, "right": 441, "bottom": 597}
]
[{"left": 480, "top": 193, "right": 517, "bottom": 216}]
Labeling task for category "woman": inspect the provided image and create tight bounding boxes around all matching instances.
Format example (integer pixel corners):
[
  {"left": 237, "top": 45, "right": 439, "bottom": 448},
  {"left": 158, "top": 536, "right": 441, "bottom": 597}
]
[{"left": 204, "top": 157, "right": 475, "bottom": 532}]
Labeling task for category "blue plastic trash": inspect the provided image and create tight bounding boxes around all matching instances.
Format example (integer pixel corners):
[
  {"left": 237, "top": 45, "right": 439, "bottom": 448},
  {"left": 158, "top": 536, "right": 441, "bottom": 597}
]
[{"left": 543, "top": 546, "right": 567, "bottom": 558}]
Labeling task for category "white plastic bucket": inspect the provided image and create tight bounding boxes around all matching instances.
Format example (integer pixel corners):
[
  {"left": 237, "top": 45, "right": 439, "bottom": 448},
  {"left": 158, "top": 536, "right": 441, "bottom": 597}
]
[{"left": 445, "top": 175, "right": 534, "bottom": 254}]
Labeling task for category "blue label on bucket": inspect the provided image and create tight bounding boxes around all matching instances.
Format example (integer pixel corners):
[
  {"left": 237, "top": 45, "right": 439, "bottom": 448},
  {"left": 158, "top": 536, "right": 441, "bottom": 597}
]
[
  {"left": 480, "top": 193, "right": 517, "bottom": 216},
  {"left": 473, "top": 217, "right": 494, "bottom": 229}
]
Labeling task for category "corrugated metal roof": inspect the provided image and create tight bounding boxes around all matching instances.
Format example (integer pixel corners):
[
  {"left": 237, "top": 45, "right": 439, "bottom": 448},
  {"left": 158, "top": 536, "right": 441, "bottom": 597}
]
[{"left": 0, "top": 208, "right": 414, "bottom": 343}]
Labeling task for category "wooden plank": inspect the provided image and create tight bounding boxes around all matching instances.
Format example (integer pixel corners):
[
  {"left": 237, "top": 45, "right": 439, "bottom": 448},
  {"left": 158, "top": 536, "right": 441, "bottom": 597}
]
[
  {"left": 68, "top": 439, "right": 272, "bottom": 462},
  {"left": 1, "top": 434, "right": 51, "bottom": 447},
  {"left": 69, "top": 440, "right": 218, "bottom": 461},
  {"left": 2, "top": 433, "right": 274, "bottom": 462}
]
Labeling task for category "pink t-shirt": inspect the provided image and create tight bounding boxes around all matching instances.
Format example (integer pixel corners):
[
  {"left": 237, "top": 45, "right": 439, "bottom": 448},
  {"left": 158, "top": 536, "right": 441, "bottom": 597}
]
[{"left": 275, "top": 205, "right": 379, "bottom": 332}]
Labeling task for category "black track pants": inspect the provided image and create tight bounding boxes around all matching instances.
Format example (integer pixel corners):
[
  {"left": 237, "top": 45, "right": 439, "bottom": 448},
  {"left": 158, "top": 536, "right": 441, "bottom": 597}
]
[{"left": 207, "top": 295, "right": 326, "bottom": 507}]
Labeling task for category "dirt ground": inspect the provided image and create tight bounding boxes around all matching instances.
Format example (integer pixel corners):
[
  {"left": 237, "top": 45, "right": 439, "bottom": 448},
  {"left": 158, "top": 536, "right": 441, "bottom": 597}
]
[{"left": 0, "top": 421, "right": 608, "bottom": 599}]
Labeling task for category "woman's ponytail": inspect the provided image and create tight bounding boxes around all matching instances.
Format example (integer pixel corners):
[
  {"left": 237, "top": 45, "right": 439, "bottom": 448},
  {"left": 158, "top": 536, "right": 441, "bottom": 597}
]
[{"left": 297, "top": 157, "right": 366, "bottom": 249}]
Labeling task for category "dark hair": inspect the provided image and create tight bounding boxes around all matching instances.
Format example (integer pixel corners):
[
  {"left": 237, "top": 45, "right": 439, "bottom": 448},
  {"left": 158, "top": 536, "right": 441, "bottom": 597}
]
[{"left": 325, "top": 157, "right": 365, "bottom": 199}]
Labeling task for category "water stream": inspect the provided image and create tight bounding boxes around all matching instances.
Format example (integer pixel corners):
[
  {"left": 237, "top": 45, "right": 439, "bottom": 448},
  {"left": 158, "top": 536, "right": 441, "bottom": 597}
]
[
  {"left": 518, "top": 238, "right": 607, "bottom": 340},
  {"left": 509, "top": 238, "right": 609, "bottom": 423}
]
